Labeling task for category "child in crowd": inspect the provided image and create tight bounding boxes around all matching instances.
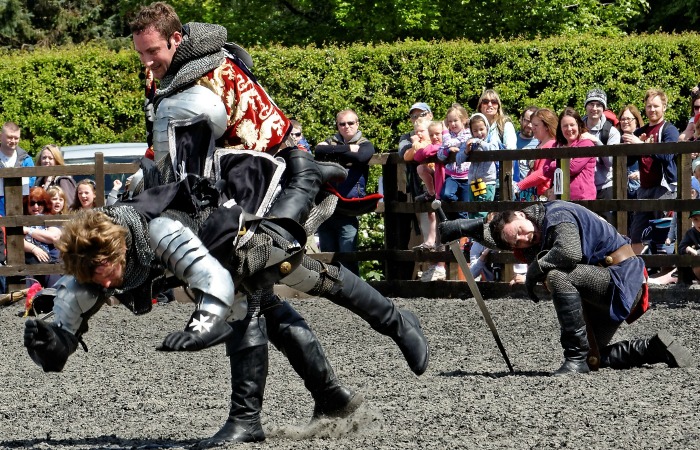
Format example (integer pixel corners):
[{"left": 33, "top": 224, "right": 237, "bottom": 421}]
[
  {"left": 437, "top": 104, "right": 471, "bottom": 219},
  {"left": 678, "top": 210, "right": 700, "bottom": 283},
  {"left": 46, "top": 185, "right": 69, "bottom": 214},
  {"left": 290, "top": 119, "right": 311, "bottom": 152},
  {"left": 469, "top": 212, "right": 497, "bottom": 281},
  {"left": 69, "top": 178, "right": 97, "bottom": 212},
  {"left": 405, "top": 118, "right": 447, "bottom": 280},
  {"left": 410, "top": 119, "right": 445, "bottom": 203},
  {"left": 458, "top": 113, "right": 501, "bottom": 218}
]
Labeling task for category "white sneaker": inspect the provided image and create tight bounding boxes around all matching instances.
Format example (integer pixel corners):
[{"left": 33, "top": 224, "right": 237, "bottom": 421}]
[
  {"left": 421, "top": 265, "right": 446, "bottom": 282},
  {"left": 431, "top": 265, "right": 447, "bottom": 281},
  {"left": 420, "top": 265, "right": 434, "bottom": 282}
]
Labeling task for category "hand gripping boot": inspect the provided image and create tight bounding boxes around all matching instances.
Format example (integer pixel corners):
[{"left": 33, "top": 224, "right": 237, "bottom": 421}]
[
  {"left": 438, "top": 217, "right": 486, "bottom": 243},
  {"left": 266, "top": 147, "right": 347, "bottom": 224}
]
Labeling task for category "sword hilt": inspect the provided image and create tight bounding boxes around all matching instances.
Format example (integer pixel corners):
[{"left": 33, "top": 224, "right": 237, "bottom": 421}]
[{"left": 431, "top": 199, "right": 447, "bottom": 223}]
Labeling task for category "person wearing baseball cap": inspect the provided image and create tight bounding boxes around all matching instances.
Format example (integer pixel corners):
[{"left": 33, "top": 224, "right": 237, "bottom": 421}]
[
  {"left": 409, "top": 102, "right": 431, "bottom": 118},
  {"left": 397, "top": 102, "right": 436, "bottom": 279}
]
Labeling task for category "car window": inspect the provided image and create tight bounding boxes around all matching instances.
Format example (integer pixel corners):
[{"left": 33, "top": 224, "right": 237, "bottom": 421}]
[{"left": 62, "top": 144, "right": 146, "bottom": 198}]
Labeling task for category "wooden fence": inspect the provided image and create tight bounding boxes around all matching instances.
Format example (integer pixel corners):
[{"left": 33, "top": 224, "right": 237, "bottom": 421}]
[
  {"left": 0, "top": 142, "right": 698, "bottom": 299},
  {"left": 309, "top": 141, "right": 700, "bottom": 295}
]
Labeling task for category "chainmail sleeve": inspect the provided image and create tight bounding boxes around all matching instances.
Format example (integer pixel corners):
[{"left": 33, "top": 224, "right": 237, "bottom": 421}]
[{"left": 537, "top": 222, "right": 582, "bottom": 273}]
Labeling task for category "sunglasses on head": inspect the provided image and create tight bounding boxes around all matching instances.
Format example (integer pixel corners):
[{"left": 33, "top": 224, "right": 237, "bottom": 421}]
[{"left": 337, "top": 121, "right": 356, "bottom": 127}]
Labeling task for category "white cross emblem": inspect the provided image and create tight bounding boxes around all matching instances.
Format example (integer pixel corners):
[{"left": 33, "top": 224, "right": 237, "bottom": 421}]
[{"left": 188, "top": 313, "right": 214, "bottom": 333}]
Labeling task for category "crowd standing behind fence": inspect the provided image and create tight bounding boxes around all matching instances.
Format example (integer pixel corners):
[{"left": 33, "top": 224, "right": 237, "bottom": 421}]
[{"left": 4, "top": 80, "right": 700, "bottom": 286}]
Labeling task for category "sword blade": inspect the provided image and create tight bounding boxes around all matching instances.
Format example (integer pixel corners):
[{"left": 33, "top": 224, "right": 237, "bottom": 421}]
[{"left": 448, "top": 240, "right": 514, "bottom": 373}]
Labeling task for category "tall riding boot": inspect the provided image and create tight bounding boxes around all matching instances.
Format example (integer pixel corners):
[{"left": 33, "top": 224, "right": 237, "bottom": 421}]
[
  {"left": 197, "top": 317, "right": 268, "bottom": 448},
  {"left": 266, "top": 148, "right": 347, "bottom": 224},
  {"left": 552, "top": 291, "right": 591, "bottom": 375},
  {"left": 327, "top": 265, "right": 429, "bottom": 375},
  {"left": 264, "top": 299, "right": 363, "bottom": 419},
  {"left": 600, "top": 330, "right": 693, "bottom": 370}
]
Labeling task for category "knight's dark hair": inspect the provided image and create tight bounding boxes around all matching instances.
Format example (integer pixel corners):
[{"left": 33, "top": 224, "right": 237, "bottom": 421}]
[{"left": 489, "top": 210, "right": 520, "bottom": 249}]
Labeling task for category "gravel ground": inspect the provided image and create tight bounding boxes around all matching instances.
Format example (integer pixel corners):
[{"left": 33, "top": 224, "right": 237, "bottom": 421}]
[{"left": 1, "top": 289, "right": 699, "bottom": 450}]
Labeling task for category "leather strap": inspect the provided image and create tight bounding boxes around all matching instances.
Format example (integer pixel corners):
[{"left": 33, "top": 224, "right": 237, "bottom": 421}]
[{"left": 603, "top": 244, "right": 635, "bottom": 266}]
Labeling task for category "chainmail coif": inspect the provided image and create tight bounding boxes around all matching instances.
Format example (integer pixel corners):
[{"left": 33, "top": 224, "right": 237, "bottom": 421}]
[
  {"left": 155, "top": 22, "right": 226, "bottom": 102},
  {"left": 99, "top": 206, "right": 155, "bottom": 293}
]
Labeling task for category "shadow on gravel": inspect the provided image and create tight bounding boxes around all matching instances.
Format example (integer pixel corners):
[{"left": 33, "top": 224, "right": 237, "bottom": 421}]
[
  {"left": 439, "top": 370, "right": 551, "bottom": 378},
  {"left": 0, "top": 437, "right": 198, "bottom": 449}
]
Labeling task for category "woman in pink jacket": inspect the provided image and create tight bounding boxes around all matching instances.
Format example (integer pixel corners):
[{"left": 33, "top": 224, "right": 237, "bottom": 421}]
[
  {"left": 542, "top": 107, "right": 597, "bottom": 200},
  {"left": 514, "top": 108, "right": 558, "bottom": 201}
]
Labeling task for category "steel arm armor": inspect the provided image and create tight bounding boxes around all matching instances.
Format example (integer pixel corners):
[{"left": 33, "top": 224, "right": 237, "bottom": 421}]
[{"left": 149, "top": 217, "right": 244, "bottom": 321}]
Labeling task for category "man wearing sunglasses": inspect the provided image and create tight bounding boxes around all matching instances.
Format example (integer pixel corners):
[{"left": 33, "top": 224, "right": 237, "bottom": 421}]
[{"left": 315, "top": 109, "right": 376, "bottom": 276}]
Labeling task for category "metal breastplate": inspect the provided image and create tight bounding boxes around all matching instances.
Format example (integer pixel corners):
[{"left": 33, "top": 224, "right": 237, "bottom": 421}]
[{"left": 152, "top": 84, "right": 228, "bottom": 162}]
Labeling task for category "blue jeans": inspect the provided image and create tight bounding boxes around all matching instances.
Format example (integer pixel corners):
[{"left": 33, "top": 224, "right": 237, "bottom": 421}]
[
  {"left": 317, "top": 213, "right": 360, "bottom": 275},
  {"left": 440, "top": 176, "right": 470, "bottom": 219}
]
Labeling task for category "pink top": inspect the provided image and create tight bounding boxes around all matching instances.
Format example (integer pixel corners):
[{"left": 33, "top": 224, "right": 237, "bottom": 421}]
[
  {"left": 414, "top": 143, "right": 445, "bottom": 199},
  {"left": 542, "top": 138, "right": 597, "bottom": 200},
  {"left": 517, "top": 139, "right": 555, "bottom": 195}
]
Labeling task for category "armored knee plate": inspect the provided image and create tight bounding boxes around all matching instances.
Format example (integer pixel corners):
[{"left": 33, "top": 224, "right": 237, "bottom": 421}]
[
  {"left": 279, "top": 264, "right": 321, "bottom": 293},
  {"left": 149, "top": 217, "right": 244, "bottom": 320}
]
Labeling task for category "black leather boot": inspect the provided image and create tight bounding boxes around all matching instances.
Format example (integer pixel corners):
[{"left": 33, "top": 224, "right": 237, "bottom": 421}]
[
  {"left": 264, "top": 299, "right": 363, "bottom": 420},
  {"left": 552, "top": 291, "right": 591, "bottom": 376},
  {"left": 438, "top": 217, "right": 486, "bottom": 243},
  {"left": 266, "top": 148, "right": 347, "bottom": 224},
  {"left": 600, "top": 330, "right": 693, "bottom": 370},
  {"left": 326, "top": 265, "right": 429, "bottom": 376},
  {"left": 197, "top": 318, "right": 268, "bottom": 448}
]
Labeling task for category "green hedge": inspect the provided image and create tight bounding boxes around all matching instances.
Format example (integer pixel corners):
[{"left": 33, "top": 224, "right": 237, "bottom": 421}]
[{"left": 2, "top": 33, "right": 699, "bottom": 157}]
